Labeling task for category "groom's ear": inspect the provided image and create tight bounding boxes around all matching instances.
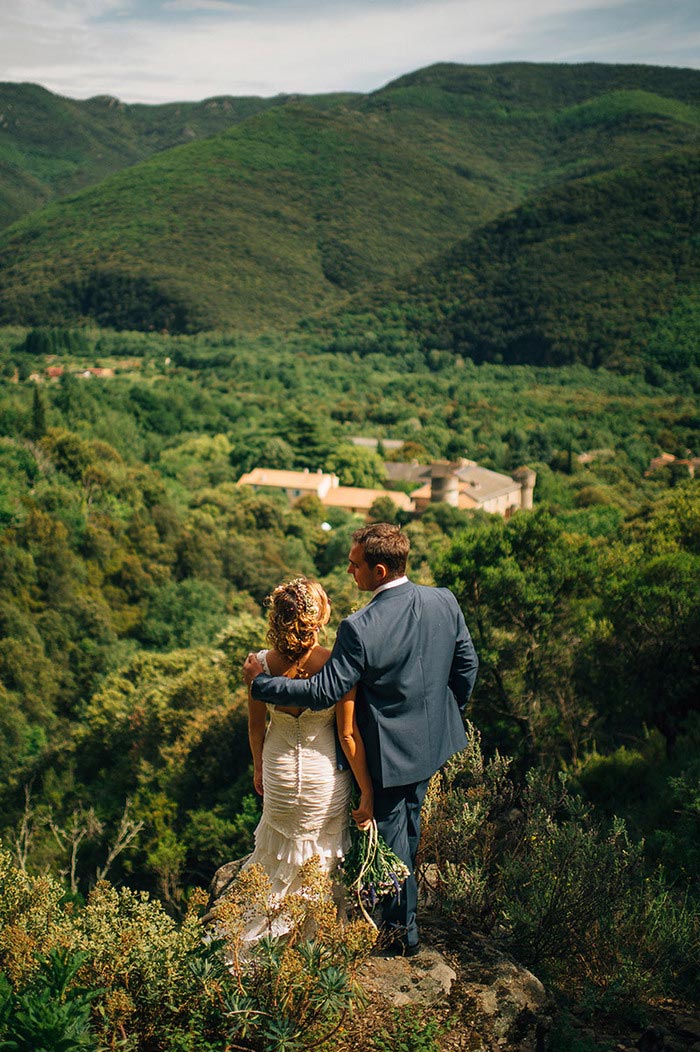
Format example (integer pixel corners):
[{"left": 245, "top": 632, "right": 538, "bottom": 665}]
[{"left": 374, "top": 562, "right": 389, "bottom": 585}]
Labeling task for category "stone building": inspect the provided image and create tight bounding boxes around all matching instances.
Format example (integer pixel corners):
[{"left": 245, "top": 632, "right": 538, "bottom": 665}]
[
  {"left": 238, "top": 460, "right": 534, "bottom": 520},
  {"left": 390, "top": 460, "right": 536, "bottom": 517}
]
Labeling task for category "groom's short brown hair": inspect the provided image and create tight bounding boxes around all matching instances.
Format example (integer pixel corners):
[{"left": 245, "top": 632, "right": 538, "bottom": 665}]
[{"left": 352, "top": 523, "right": 409, "bottom": 576}]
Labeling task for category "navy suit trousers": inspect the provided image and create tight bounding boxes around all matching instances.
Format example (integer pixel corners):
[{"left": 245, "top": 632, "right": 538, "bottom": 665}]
[{"left": 373, "top": 777, "right": 431, "bottom": 948}]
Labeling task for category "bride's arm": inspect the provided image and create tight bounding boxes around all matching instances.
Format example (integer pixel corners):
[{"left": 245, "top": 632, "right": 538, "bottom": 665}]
[
  {"left": 248, "top": 693, "right": 266, "bottom": 796},
  {"left": 335, "top": 692, "right": 373, "bottom": 829}
]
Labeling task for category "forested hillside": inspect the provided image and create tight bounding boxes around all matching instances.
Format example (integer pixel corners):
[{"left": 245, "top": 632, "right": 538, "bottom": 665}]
[
  {"left": 0, "top": 82, "right": 320, "bottom": 230},
  {"left": 0, "top": 62, "right": 699, "bottom": 350},
  {"left": 339, "top": 148, "right": 700, "bottom": 370}
]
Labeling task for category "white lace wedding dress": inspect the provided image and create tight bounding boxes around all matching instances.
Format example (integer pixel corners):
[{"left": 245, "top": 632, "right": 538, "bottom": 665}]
[{"left": 240, "top": 650, "right": 352, "bottom": 941}]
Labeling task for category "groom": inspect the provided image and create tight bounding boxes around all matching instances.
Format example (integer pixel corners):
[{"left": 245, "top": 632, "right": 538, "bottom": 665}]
[{"left": 243, "top": 522, "right": 478, "bottom": 955}]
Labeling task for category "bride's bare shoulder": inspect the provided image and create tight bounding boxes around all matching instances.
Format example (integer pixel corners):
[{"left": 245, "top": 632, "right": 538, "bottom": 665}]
[
  {"left": 263, "top": 649, "right": 289, "bottom": 675},
  {"left": 306, "top": 645, "right": 331, "bottom": 672}
]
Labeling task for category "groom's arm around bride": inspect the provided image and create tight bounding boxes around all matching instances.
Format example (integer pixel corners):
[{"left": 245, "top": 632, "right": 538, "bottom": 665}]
[{"left": 243, "top": 522, "right": 478, "bottom": 954}]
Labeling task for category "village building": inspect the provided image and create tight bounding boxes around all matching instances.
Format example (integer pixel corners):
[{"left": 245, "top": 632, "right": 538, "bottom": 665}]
[
  {"left": 79, "top": 367, "right": 116, "bottom": 379},
  {"left": 322, "top": 485, "right": 414, "bottom": 517},
  {"left": 237, "top": 460, "right": 534, "bottom": 519},
  {"left": 387, "top": 459, "right": 536, "bottom": 517},
  {"left": 237, "top": 467, "right": 338, "bottom": 501},
  {"left": 646, "top": 451, "right": 699, "bottom": 478},
  {"left": 236, "top": 467, "right": 415, "bottom": 516}
]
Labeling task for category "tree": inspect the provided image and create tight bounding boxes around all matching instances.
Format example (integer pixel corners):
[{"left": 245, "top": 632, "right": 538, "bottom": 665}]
[
  {"left": 434, "top": 508, "right": 597, "bottom": 764},
  {"left": 283, "top": 410, "right": 336, "bottom": 470},
  {"left": 368, "top": 495, "right": 400, "bottom": 524},
  {"left": 327, "top": 444, "right": 387, "bottom": 488},
  {"left": 30, "top": 385, "right": 47, "bottom": 441}
]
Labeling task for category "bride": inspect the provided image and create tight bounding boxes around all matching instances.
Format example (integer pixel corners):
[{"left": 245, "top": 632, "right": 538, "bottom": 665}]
[{"left": 241, "top": 576, "right": 373, "bottom": 938}]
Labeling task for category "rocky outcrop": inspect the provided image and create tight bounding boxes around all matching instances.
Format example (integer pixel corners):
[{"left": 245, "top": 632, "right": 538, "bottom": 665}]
[
  {"left": 360, "top": 946, "right": 457, "bottom": 1008},
  {"left": 359, "top": 919, "right": 552, "bottom": 1052},
  {"left": 453, "top": 952, "right": 551, "bottom": 1052}
]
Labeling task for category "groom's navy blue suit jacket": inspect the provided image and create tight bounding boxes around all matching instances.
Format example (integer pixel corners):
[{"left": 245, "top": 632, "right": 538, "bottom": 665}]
[{"left": 250, "top": 581, "right": 478, "bottom": 789}]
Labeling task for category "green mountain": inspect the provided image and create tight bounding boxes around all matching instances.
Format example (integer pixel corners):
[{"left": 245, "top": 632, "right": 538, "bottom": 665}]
[
  {"left": 0, "top": 81, "right": 338, "bottom": 230},
  {"left": 340, "top": 147, "right": 700, "bottom": 370},
  {"left": 0, "top": 63, "right": 699, "bottom": 335}
]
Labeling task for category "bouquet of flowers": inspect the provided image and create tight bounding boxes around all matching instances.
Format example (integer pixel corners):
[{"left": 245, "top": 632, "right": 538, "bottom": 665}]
[{"left": 339, "top": 819, "right": 410, "bottom": 926}]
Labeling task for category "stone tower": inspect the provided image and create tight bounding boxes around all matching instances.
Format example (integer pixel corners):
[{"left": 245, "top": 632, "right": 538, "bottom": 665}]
[
  {"left": 512, "top": 467, "right": 537, "bottom": 510},
  {"left": 430, "top": 461, "right": 460, "bottom": 507}
]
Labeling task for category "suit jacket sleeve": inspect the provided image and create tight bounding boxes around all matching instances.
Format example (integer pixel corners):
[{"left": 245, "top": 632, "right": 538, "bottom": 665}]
[
  {"left": 250, "top": 618, "right": 365, "bottom": 710},
  {"left": 448, "top": 600, "right": 479, "bottom": 711}
]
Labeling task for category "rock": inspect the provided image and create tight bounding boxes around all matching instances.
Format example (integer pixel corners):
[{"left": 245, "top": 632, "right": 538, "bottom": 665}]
[
  {"left": 201, "top": 856, "right": 249, "bottom": 923},
  {"left": 459, "top": 957, "right": 552, "bottom": 1052},
  {"left": 360, "top": 945, "right": 457, "bottom": 1007},
  {"left": 637, "top": 1026, "right": 669, "bottom": 1052},
  {"left": 414, "top": 923, "right": 553, "bottom": 1052},
  {"left": 674, "top": 1016, "right": 700, "bottom": 1043},
  {"left": 359, "top": 918, "right": 552, "bottom": 1052}
]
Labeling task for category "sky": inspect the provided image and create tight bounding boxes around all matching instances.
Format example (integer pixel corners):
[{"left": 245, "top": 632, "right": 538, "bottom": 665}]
[{"left": 1, "top": 0, "right": 699, "bottom": 104}]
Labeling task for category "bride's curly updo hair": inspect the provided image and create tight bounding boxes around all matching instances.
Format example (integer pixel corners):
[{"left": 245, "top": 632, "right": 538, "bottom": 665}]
[{"left": 265, "top": 577, "right": 331, "bottom": 661}]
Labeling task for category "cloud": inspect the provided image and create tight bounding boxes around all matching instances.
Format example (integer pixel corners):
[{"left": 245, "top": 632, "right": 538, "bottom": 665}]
[
  {"left": 159, "top": 0, "right": 254, "bottom": 13},
  {"left": 0, "top": 0, "right": 697, "bottom": 104}
]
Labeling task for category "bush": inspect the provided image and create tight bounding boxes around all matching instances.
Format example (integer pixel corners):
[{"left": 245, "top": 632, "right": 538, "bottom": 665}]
[
  {"left": 0, "top": 844, "right": 375, "bottom": 1052},
  {"left": 210, "top": 859, "right": 376, "bottom": 1051},
  {"left": 0, "top": 949, "right": 99, "bottom": 1052},
  {"left": 419, "top": 726, "right": 700, "bottom": 999}
]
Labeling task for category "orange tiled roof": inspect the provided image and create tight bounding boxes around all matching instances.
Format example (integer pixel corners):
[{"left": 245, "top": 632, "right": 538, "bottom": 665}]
[
  {"left": 323, "top": 487, "right": 414, "bottom": 512},
  {"left": 237, "top": 468, "right": 333, "bottom": 489}
]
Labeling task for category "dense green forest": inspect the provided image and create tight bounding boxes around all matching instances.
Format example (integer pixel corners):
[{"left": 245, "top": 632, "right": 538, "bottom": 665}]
[
  {"left": 0, "top": 81, "right": 338, "bottom": 231},
  {"left": 1, "top": 62, "right": 700, "bottom": 351},
  {"left": 0, "top": 325, "right": 698, "bottom": 1050},
  {"left": 0, "top": 59, "right": 699, "bottom": 1052},
  {"left": 340, "top": 149, "right": 700, "bottom": 371}
]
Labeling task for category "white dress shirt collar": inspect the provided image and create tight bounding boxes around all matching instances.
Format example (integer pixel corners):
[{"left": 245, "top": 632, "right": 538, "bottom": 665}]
[{"left": 372, "top": 575, "right": 409, "bottom": 597}]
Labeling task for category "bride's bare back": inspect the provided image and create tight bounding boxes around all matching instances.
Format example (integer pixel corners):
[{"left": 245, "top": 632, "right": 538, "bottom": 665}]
[{"left": 264, "top": 644, "right": 331, "bottom": 716}]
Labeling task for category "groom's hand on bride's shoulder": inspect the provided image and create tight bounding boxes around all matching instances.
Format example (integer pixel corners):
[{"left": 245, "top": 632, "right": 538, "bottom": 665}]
[{"left": 243, "top": 653, "right": 264, "bottom": 686}]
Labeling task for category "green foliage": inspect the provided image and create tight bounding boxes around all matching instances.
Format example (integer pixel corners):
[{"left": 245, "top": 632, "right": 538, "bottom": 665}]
[
  {"left": 421, "top": 727, "right": 700, "bottom": 1000},
  {"left": 369, "top": 149, "right": 700, "bottom": 371},
  {"left": 434, "top": 507, "right": 598, "bottom": 762},
  {"left": 327, "top": 443, "right": 387, "bottom": 488},
  {"left": 23, "top": 328, "right": 90, "bottom": 357},
  {"left": 1, "top": 63, "right": 699, "bottom": 339},
  {"left": 0, "top": 81, "right": 287, "bottom": 231},
  {"left": 368, "top": 1005, "right": 448, "bottom": 1052},
  {"left": 0, "top": 949, "right": 99, "bottom": 1052},
  {"left": 0, "top": 845, "right": 376, "bottom": 1052}
]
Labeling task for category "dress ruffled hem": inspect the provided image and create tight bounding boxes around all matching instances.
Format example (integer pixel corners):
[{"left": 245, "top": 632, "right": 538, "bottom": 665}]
[{"left": 249, "top": 816, "right": 351, "bottom": 873}]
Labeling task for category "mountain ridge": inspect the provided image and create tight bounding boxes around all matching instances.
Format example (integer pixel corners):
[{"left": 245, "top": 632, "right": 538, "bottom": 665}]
[
  {"left": 332, "top": 146, "right": 700, "bottom": 370},
  {"left": 0, "top": 62, "right": 699, "bottom": 352}
]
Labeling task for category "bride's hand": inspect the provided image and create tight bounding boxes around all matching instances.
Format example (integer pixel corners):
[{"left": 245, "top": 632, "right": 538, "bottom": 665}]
[
  {"left": 253, "top": 768, "right": 263, "bottom": 796},
  {"left": 352, "top": 792, "right": 373, "bottom": 831}
]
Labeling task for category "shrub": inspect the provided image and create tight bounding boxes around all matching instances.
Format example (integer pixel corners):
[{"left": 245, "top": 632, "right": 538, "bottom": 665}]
[
  {"left": 0, "top": 843, "right": 375, "bottom": 1051},
  {"left": 419, "top": 726, "right": 700, "bottom": 1000},
  {"left": 210, "top": 859, "right": 376, "bottom": 1051}
]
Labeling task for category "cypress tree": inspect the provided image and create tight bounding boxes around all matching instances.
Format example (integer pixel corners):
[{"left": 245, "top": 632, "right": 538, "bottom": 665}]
[{"left": 31, "top": 384, "right": 47, "bottom": 440}]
